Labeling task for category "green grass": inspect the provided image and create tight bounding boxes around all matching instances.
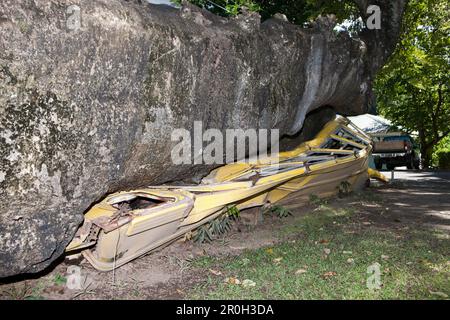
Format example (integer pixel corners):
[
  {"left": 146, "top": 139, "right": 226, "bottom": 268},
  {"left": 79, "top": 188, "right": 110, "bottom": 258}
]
[{"left": 187, "top": 205, "right": 449, "bottom": 300}]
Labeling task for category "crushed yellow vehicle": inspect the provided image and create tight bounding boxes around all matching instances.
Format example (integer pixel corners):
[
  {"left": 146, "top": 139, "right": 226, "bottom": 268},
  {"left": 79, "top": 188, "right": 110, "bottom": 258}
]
[{"left": 66, "top": 116, "right": 387, "bottom": 271}]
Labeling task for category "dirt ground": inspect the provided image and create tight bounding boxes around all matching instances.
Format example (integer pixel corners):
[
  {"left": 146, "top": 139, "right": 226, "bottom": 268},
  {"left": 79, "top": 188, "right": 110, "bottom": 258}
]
[{"left": 1, "top": 169, "right": 449, "bottom": 300}]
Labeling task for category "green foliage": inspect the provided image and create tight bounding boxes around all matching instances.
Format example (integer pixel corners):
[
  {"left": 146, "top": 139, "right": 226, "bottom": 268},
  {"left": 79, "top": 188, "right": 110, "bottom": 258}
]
[
  {"left": 193, "top": 206, "right": 240, "bottom": 243},
  {"left": 193, "top": 224, "right": 214, "bottom": 243},
  {"left": 225, "top": 205, "right": 240, "bottom": 220},
  {"left": 432, "top": 136, "right": 450, "bottom": 168},
  {"left": 337, "top": 180, "right": 352, "bottom": 197},
  {"left": 171, "top": 0, "right": 261, "bottom": 17},
  {"left": 375, "top": 0, "right": 450, "bottom": 167},
  {"left": 53, "top": 274, "right": 67, "bottom": 286},
  {"left": 171, "top": 0, "right": 359, "bottom": 25},
  {"left": 210, "top": 215, "right": 233, "bottom": 234},
  {"left": 265, "top": 204, "right": 292, "bottom": 219},
  {"left": 309, "top": 194, "right": 327, "bottom": 206},
  {"left": 434, "top": 150, "right": 450, "bottom": 169}
]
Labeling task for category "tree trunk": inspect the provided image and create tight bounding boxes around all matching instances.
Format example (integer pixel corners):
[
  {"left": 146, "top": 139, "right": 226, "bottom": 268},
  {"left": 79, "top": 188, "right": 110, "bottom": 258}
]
[{"left": 421, "top": 145, "right": 434, "bottom": 169}]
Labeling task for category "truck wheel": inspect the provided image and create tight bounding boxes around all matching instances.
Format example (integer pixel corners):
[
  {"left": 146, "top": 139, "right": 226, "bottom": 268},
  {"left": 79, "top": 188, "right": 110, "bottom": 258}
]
[
  {"left": 414, "top": 160, "right": 421, "bottom": 170},
  {"left": 407, "top": 154, "right": 415, "bottom": 170},
  {"left": 406, "top": 159, "right": 413, "bottom": 170}
]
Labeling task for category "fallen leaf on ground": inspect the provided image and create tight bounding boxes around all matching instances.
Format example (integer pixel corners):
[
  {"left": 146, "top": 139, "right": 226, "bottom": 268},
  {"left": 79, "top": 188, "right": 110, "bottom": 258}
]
[
  {"left": 224, "top": 277, "right": 241, "bottom": 285},
  {"left": 322, "top": 271, "right": 337, "bottom": 279},
  {"left": 266, "top": 248, "right": 274, "bottom": 255},
  {"left": 343, "top": 251, "right": 353, "bottom": 255},
  {"left": 319, "top": 239, "right": 329, "bottom": 244},
  {"left": 194, "top": 249, "right": 206, "bottom": 256},
  {"left": 381, "top": 255, "right": 389, "bottom": 260},
  {"left": 429, "top": 291, "right": 448, "bottom": 298},
  {"left": 209, "top": 269, "right": 222, "bottom": 276},
  {"left": 273, "top": 257, "right": 283, "bottom": 263},
  {"left": 43, "top": 285, "right": 65, "bottom": 295},
  {"left": 295, "top": 269, "right": 307, "bottom": 275},
  {"left": 347, "top": 258, "right": 354, "bottom": 264},
  {"left": 323, "top": 248, "right": 331, "bottom": 255},
  {"left": 242, "top": 279, "right": 256, "bottom": 288},
  {"left": 176, "top": 289, "right": 185, "bottom": 295}
]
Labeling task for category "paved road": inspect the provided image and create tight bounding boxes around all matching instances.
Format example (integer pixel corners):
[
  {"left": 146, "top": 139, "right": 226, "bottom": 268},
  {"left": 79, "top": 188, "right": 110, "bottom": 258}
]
[
  {"left": 374, "top": 168, "right": 450, "bottom": 232},
  {"left": 380, "top": 168, "right": 450, "bottom": 183}
]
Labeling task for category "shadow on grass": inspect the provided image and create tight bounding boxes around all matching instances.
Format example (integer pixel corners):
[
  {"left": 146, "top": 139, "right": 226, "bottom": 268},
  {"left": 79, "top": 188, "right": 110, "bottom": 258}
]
[{"left": 187, "top": 205, "right": 449, "bottom": 300}]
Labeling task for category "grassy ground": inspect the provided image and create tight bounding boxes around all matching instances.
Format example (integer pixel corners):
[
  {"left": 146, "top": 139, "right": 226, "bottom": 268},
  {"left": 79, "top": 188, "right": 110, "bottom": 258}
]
[{"left": 187, "top": 197, "right": 450, "bottom": 300}]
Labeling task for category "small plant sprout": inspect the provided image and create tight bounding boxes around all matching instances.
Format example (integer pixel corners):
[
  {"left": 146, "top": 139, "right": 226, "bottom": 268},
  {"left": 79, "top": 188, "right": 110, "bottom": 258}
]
[
  {"left": 265, "top": 204, "right": 292, "bottom": 219},
  {"left": 309, "top": 194, "right": 328, "bottom": 206},
  {"left": 193, "top": 206, "right": 240, "bottom": 243},
  {"left": 54, "top": 274, "right": 67, "bottom": 286},
  {"left": 193, "top": 224, "right": 214, "bottom": 244},
  {"left": 225, "top": 205, "right": 240, "bottom": 221},
  {"left": 338, "top": 180, "right": 352, "bottom": 197}
]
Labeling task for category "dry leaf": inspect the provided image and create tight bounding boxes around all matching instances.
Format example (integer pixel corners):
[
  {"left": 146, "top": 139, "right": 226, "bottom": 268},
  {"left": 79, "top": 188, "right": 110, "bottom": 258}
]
[
  {"left": 295, "top": 269, "right": 307, "bottom": 275},
  {"left": 266, "top": 248, "right": 274, "bottom": 255},
  {"left": 224, "top": 277, "right": 241, "bottom": 285},
  {"left": 209, "top": 269, "right": 222, "bottom": 276},
  {"left": 381, "top": 255, "right": 389, "bottom": 260},
  {"left": 429, "top": 291, "right": 448, "bottom": 298},
  {"left": 347, "top": 258, "right": 354, "bottom": 264},
  {"left": 322, "top": 271, "right": 337, "bottom": 279},
  {"left": 323, "top": 248, "right": 331, "bottom": 255},
  {"left": 273, "top": 257, "right": 283, "bottom": 263},
  {"left": 176, "top": 289, "right": 185, "bottom": 295},
  {"left": 242, "top": 279, "right": 256, "bottom": 288}
]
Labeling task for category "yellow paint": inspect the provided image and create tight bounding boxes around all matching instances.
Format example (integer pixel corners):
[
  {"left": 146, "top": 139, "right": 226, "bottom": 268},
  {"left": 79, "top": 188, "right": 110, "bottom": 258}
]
[
  {"left": 66, "top": 116, "right": 379, "bottom": 271},
  {"left": 368, "top": 168, "right": 390, "bottom": 183}
]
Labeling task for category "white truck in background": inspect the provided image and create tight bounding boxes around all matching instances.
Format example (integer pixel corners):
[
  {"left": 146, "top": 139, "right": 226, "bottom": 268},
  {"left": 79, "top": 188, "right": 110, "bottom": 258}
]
[{"left": 372, "top": 132, "right": 421, "bottom": 170}]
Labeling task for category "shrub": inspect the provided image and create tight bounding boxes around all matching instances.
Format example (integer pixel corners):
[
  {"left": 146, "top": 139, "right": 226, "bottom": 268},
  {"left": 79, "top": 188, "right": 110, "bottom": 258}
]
[{"left": 435, "top": 150, "right": 450, "bottom": 169}]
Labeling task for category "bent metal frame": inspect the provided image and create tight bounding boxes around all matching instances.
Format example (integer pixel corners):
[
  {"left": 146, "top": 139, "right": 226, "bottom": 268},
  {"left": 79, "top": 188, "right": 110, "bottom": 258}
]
[{"left": 66, "top": 116, "right": 388, "bottom": 271}]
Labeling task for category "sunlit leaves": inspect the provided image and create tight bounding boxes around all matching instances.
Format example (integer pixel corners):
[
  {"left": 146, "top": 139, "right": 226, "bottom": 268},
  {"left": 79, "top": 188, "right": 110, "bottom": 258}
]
[{"left": 375, "top": 0, "right": 449, "bottom": 166}]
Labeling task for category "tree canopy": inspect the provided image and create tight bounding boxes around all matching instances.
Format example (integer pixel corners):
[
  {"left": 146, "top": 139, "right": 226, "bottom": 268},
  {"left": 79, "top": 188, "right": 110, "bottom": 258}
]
[{"left": 374, "top": 0, "right": 449, "bottom": 167}]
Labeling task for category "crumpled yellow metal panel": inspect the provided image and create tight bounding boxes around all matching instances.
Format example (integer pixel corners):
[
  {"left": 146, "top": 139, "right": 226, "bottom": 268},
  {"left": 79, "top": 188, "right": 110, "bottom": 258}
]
[
  {"left": 368, "top": 168, "right": 390, "bottom": 183},
  {"left": 66, "top": 116, "right": 387, "bottom": 271}
]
